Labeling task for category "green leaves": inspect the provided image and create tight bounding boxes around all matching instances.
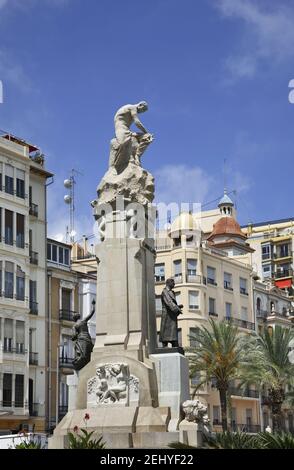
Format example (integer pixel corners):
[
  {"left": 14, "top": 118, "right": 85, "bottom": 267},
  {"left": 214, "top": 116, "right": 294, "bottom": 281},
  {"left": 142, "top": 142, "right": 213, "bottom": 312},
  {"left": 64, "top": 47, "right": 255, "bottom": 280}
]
[{"left": 67, "top": 428, "right": 105, "bottom": 449}]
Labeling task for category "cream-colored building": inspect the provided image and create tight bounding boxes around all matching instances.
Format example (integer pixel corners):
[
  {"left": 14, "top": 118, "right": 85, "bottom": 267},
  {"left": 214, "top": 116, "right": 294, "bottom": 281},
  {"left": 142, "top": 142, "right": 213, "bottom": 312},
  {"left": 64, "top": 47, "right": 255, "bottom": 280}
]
[
  {"left": 242, "top": 218, "right": 294, "bottom": 300},
  {"left": 0, "top": 132, "right": 53, "bottom": 433},
  {"left": 155, "top": 194, "right": 261, "bottom": 432}
]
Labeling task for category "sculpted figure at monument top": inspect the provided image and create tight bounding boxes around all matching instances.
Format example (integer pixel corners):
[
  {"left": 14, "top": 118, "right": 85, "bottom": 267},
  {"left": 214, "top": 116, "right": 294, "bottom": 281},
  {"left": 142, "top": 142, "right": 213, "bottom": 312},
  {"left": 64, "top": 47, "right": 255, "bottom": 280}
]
[
  {"left": 94, "top": 101, "right": 155, "bottom": 207},
  {"left": 114, "top": 101, "right": 149, "bottom": 144}
]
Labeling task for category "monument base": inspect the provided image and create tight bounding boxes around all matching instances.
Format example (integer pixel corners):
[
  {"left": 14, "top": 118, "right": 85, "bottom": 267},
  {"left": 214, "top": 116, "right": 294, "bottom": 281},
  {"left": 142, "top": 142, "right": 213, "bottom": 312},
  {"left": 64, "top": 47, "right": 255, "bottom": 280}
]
[{"left": 150, "top": 352, "right": 190, "bottom": 431}]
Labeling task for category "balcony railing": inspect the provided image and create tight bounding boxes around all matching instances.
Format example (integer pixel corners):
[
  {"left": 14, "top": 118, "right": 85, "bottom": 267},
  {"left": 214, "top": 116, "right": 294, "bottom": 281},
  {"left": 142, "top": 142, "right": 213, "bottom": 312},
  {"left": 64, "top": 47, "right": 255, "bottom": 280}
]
[
  {"left": 207, "top": 278, "right": 217, "bottom": 286},
  {"left": 29, "top": 203, "right": 38, "bottom": 217},
  {"left": 240, "top": 288, "right": 249, "bottom": 295},
  {"left": 256, "top": 309, "right": 268, "bottom": 320},
  {"left": 229, "top": 387, "right": 259, "bottom": 398},
  {"left": 3, "top": 346, "right": 26, "bottom": 355},
  {"left": 59, "top": 356, "right": 74, "bottom": 368},
  {"left": 154, "top": 275, "right": 165, "bottom": 283},
  {"left": 0, "top": 400, "right": 26, "bottom": 408},
  {"left": 174, "top": 274, "right": 183, "bottom": 284},
  {"left": 274, "top": 269, "right": 293, "bottom": 279},
  {"left": 186, "top": 274, "right": 202, "bottom": 284},
  {"left": 224, "top": 281, "right": 233, "bottom": 291},
  {"left": 30, "top": 250, "right": 38, "bottom": 265},
  {"left": 59, "top": 310, "right": 77, "bottom": 322},
  {"left": 225, "top": 317, "right": 255, "bottom": 331},
  {"left": 30, "top": 301, "right": 38, "bottom": 315},
  {"left": 29, "top": 352, "right": 38, "bottom": 365},
  {"left": 231, "top": 423, "right": 261, "bottom": 433},
  {"left": 209, "top": 312, "right": 218, "bottom": 317}
]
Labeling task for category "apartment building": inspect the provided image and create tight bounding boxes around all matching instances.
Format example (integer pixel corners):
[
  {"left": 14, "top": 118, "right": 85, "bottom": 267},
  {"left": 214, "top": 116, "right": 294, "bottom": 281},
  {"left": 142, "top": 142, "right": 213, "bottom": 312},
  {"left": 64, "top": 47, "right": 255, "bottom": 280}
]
[
  {"left": 243, "top": 218, "right": 294, "bottom": 299},
  {"left": 0, "top": 132, "right": 53, "bottom": 433},
  {"left": 46, "top": 238, "right": 96, "bottom": 430}
]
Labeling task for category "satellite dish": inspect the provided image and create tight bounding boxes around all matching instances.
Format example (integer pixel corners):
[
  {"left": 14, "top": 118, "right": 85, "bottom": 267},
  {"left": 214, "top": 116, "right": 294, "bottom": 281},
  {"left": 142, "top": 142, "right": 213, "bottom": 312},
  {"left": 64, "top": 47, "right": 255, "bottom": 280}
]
[
  {"left": 64, "top": 179, "right": 72, "bottom": 188},
  {"left": 64, "top": 195, "right": 72, "bottom": 204}
]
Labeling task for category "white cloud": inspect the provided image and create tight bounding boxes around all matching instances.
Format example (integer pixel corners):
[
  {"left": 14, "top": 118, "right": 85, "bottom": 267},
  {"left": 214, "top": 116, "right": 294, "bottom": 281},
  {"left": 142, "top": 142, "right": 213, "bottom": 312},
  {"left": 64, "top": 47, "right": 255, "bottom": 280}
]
[
  {"left": 214, "top": 0, "right": 294, "bottom": 81},
  {"left": 0, "top": 49, "right": 32, "bottom": 93},
  {"left": 155, "top": 164, "right": 214, "bottom": 206},
  {"left": 0, "top": 0, "right": 7, "bottom": 9}
]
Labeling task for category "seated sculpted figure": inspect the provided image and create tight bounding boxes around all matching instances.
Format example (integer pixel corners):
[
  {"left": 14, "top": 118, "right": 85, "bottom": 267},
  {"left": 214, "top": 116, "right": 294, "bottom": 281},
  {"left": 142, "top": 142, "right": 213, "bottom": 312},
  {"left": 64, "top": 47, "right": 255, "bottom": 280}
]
[{"left": 109, "top": 101, "right": 153, "bottom": 173}]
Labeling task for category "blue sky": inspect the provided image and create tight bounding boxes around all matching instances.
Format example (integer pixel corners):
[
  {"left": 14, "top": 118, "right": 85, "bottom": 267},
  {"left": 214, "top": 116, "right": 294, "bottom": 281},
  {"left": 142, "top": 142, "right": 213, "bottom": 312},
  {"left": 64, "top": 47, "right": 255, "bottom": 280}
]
[{"left": 0, "top": 0, "right": 293, "bottom": 241}]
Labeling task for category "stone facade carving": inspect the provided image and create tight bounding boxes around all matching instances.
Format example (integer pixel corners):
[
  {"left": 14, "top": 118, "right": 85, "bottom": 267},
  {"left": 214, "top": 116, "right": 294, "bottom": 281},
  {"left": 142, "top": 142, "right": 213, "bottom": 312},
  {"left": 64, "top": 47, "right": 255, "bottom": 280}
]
[
  {"left": 87, "top": 363, "right": 139, "bottom": 406},
  {"left": 182, "top": 399, "right": 210, "bottom": 425}
]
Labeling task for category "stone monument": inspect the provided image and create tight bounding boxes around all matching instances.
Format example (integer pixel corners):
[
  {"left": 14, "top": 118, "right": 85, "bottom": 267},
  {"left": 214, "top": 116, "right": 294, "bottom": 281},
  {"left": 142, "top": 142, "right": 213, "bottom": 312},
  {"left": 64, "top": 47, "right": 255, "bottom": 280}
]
[{"left": 49, "top": 102, "right": 190, "bottom": 449}]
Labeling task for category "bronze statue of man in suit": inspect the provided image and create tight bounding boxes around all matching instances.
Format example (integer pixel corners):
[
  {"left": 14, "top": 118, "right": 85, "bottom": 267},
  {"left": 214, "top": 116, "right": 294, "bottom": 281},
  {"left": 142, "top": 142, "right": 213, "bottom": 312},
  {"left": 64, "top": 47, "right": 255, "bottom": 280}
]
[{"left": 159, "top": 278, "right": 183, "bottom": 347}]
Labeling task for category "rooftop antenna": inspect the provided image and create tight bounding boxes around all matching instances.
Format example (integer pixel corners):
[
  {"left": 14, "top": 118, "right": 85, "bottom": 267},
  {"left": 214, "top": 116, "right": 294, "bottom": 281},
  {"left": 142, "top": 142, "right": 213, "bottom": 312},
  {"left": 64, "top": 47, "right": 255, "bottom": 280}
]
[{"left": 64, "top": 168, "right": 83, "bottom": 243}]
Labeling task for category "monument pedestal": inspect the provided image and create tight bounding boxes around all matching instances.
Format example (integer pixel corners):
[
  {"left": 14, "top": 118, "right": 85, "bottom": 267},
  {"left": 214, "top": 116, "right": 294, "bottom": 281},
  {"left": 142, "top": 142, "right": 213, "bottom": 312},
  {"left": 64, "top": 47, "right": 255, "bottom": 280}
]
[{"left": 151, "top": 352, "right": 190, "bottom": 431}]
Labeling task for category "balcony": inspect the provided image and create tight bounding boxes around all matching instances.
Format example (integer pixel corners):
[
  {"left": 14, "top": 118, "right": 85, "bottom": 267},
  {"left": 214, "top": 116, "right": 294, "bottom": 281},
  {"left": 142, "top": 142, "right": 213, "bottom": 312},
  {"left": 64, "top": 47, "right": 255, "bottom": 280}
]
[
  {"left": 240, "top": 288, "right": 249, "bottom": 296},
  {"left": 209, "top": 312, "right": 218, "bottom": 317},
  {"left": 29, "top": 250, "right": 38, "bottom": 265},
  {"left": 30, "top": 301, "right": 38, "bottom": 315},
  {"left": 207, "top": 278, "right": 217, "bottom": 286},
  {"left": 29, "top": 203, "right": 38, "bottom": 218},
  {"left": 224, "top": 281, "right": 233, "bottom": 291},
  {"left": 154, "top": 275, "right": 165, "bottom": 284},
  {"left": 29, "top": 352, "right": 38, "bottom": 365},
  {"left": 0, "top": 400, "right": 26, "bottom": 408},
  {"left": 186, "top": 274, "right": 203, "bottom": 284},
  {"left": 59, "top": 356, "right": 74, "bottom": 368},
  {"left": 274, "top": 269, "right": 293, "bottom": 279},
  {"left": 225, "top": 317, "right": 255, "bottom": 331},
  {"left": 229, "top": 387, "right": 259, "bottom": 399},
  {"left": 59, "top": 310, "right": 77, "bottom": 322},
  {"left": 256, "top": 309, "right": 268, "bottom": 320},
  {"left": 174, "top": 274, "right": 183, "bottom": 284},
  {"left": 231, "top": 423, "right": 261, "bottom": 433},
  {"left": 3, "top": 346, "right": 26, "bottom": 355}
]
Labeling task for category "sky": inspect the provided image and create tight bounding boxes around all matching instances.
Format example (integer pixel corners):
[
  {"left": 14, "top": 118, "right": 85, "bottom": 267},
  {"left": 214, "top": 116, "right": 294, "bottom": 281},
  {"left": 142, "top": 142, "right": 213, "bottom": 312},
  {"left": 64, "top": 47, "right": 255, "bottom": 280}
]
[{"left": 0, "top": 0, "right": 293, "bottom": 242}]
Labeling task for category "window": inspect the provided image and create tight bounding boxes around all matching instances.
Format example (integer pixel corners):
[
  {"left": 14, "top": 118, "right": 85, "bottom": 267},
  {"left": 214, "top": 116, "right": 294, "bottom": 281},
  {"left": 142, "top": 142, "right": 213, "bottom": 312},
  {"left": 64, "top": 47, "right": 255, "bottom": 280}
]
[
  {"left": 231, "top": 407, "right": 237, "bottom": 427},
  {"left": 47, "top": 242, "right": 51, "bottom": 260},
  {"left": 155, "top": 295, "right": 162, "bottom": 315},
  {"left": 191, "top": 371, "right": 201, "bottom": 386},
  {"left": 0, "top": 260, "right": 2, "bottom": 295},
  {"left": 16, "top": 169, "right": 25, "bottom": 199},
  {"left": 155, "top": 263, "right": 165, "bottom": 282},
  {"left": 15, "top": 375, "right": 24, "bottom": 407},
  {"left": 173, "top": 260, "right": 182, "bottom": 280},
  {"left": 5, "top": 209, "right": 13, "bottom": 245},
  {"left": 262, "top": 244, "right": 271, "bottom": 260},
  {"left": 224, "top": 272, "right": 232, "bottom": 290},
  {"left": 16, "top": 321, "right": 25, "bottom": 354},
  {"left": 62, "top": 288, "right": 71, "bottom": 313},
  {"left": 64, "top": 248, "right": 69, "bottom": 265},
  {"left": 187, "top": 259, "right": 197, "bottom": 276},
  {"left": 241, "top": 307, "right": 248, "bottom": 320},
  {"left": 213, "top": 406, "right": 220, "bottom": 425},
  {"left": 4, "top": 319, "right": 13, "bottom": 352},
  {"left": 175, "top": 291, "right": 181, "bottom": 306},
  {"left": 5, "top": 261, "right": 14, "bottom": 298},
  {"left": 16, "top": 266, "right": 25, "bottom": 300},
  {"left": 278, "top": 244, "right": 290, "bottom": 258},
  {"left": 209, "top": 297, "right": 216, "bottom": 315},
  {"left": 189, "top": 327, "right": 200, "bottom": 348},
  {"left": 262, "top": 265, "right": 272, "bottom": 279},
  {"left": 16, "top": 213, "right": 25, "bottom": 248},
  {"left": 188, "top": 291, "right": 199, "bottom": 310},
  {"left": 5, "top": 164, "right": 14, "bottom": 195},
  {"left": 52, "top": 244, "right": 57, "bottom": 262},
  {"left": 3, "top": 373, "right": 12, "bottom": 407},
  {"left": 246, "top": 408, "right": 252, "bottom": 426},
  {"left": 240, "top": 277, "right": 248, "bottom": 295},
  {"left": 225, "top": 302, "right": 232, "bottom": 319},
  {"left": 0, "top": 162, "right": 2, "bottom": 190},
  {"left": 207, "top": 266, "right": 216, "bottom": 285}
]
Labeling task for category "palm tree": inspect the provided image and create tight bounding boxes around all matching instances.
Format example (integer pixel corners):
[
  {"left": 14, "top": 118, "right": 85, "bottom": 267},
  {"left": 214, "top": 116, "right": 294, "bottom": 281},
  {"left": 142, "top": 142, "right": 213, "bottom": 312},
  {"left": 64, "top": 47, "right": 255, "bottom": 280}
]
[
  {"left": 241, "top": 326, "right": 294, "bottom": 432},
  {"left": 188, "top": 318, "right": 244, "bottom": 432}
]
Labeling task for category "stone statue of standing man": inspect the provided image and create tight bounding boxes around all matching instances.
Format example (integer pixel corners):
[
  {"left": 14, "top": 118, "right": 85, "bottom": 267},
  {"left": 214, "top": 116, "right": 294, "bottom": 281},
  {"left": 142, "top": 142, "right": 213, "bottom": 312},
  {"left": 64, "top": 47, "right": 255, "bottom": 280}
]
[
  {"left": 159, "top": 278, "right": 183, "bottom": 349},
  {"left": 72, "top": 300, "right": 96, "bottom": 371}
]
